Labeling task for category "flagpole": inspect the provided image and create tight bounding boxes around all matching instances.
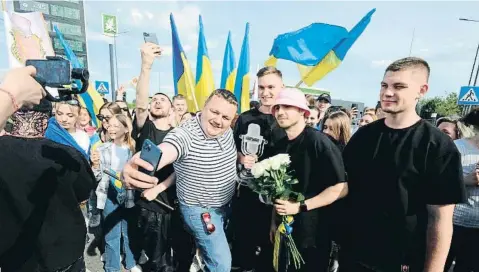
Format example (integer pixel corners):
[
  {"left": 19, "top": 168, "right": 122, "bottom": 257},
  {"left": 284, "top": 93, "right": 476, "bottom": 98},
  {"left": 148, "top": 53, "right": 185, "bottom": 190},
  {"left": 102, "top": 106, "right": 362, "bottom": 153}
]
[
  {"left": 295, "top": 80, "right": 303, "bottom": 88},
  {"left": 2, "top": 0, "right": 7, "bottom": 12},
  {"left": 409, "top": 28, "right": 415, "bottom": 56}
]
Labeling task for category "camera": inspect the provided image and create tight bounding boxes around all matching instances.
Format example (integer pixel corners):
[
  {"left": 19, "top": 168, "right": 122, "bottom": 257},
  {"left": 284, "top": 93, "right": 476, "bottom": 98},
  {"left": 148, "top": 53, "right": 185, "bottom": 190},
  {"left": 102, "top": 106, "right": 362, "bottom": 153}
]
[{"left": 26, "top": 56, "right": 89, "bottom": 102}]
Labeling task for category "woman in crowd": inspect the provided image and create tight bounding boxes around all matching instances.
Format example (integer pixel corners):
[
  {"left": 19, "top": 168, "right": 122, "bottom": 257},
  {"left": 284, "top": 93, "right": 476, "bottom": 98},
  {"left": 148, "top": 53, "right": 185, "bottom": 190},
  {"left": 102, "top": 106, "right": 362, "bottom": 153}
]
[
  {"left": 321, "top": 111, "right": 351, "bottom": 151},
  {"left": 93, "top": 114, "right": 141, "bottom": 272},
  {"left": 54, "top": 100, "right": 90, "bottom": 154},
  {"left": 97, "top": 102, "right": 122, "bottom": 143},
  {"left": 78, "top": 106, "right": 97, "bottom": 137},
  {"left": 436, "top": 116, "right": 460, "bottom": 140},
  {"left": 445, "top": 110, "right": 479, "bottom": 272},
  {"left": 358, "top": 112, "right": 378, "bottom": 128}
]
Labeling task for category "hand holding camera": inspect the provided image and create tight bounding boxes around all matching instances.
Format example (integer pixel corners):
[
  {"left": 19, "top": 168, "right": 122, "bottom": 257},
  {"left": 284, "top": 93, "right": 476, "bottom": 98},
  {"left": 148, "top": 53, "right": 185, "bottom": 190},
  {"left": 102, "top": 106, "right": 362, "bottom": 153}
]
[{"left": 0, "top": 66, "right": 46, "bottom": 110}]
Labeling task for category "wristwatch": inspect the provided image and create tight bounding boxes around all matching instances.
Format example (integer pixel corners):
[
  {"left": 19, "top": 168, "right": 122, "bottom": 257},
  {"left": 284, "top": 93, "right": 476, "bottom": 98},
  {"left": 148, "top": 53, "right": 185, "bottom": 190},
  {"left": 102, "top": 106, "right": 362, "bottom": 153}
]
[{"left": 299, "top": 200, "right": 308, "bottom": 213}]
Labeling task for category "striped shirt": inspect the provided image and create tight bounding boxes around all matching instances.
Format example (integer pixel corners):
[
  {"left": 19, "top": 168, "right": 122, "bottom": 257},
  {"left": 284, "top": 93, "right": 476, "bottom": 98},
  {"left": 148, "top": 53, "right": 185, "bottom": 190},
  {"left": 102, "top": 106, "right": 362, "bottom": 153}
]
[
  {"left": 163, "top": 114, "right": 238, "bottom": 207},
  {"left": 453, "top": 138, "right": 479, "bottom": 228}
]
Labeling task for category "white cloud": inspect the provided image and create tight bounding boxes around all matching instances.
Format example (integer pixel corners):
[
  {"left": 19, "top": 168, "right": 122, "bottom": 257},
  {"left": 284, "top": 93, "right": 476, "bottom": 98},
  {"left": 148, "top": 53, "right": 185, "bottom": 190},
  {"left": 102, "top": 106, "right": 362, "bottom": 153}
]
[
  {"left": 130, "top": 8, "right": 144, "bottom": 25},
  {"left": 86, "top": 30, "right": 113, "bottom": 43},
  {"left": 145, "top": 11, "right": 154, "bottom": 20},
  {"left": 207, "top": 40, "right": 218, "bottom": 49},
  {"left": 183, "top": 44, "right": 193, "bottom": 52},
  {"left": 161, "top": 45, "right": 173, "bottom": 56},
  {"left": 370, "top": 59, "right": 392, "bottom": 68},
  {"left": 210, "top": 59, "right": 222, "bottom": 72}
]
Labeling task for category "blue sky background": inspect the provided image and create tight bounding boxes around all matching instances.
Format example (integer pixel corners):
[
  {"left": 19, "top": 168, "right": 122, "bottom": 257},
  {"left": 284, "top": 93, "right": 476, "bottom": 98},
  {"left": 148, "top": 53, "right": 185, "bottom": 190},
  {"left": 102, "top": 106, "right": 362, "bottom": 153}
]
[{"left": 2, "top": 1, "right": 479, "bottom": 107}]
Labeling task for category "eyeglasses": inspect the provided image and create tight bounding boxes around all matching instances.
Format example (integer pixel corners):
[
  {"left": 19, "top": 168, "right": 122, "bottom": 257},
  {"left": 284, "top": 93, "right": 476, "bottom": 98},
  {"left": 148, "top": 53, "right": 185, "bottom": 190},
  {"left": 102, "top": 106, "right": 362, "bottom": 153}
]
[
  {"left": 201, "top": 212, "right": 216, "bottom": 234},
  {"left": 58, "top": 100, "right": 80, "bottom": 106},
  {"left": 96, "top": 114, "right": 111, "bottom": 122},
  {"left": 121, "top": 107, "right": 129, "bottom": 112}
]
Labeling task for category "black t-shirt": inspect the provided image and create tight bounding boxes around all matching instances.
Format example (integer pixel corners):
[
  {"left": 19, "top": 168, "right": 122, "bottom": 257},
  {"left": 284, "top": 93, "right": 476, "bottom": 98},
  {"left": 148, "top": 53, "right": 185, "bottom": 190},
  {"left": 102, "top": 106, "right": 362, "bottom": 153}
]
[
  {"left": 233, "top": 108, "right": 287, "bottom": 161},
  {"left": 274, "top": 126, "right": 346, "bottom": 248},
  {"left": 132, "top": 117, "right": 175, "bottom": 214},
  {"left": 343, "top": 119, "right": 466, "bottom": 270},
  {"left": 0, "top": 136, "right": 95, "bottom": 272}
]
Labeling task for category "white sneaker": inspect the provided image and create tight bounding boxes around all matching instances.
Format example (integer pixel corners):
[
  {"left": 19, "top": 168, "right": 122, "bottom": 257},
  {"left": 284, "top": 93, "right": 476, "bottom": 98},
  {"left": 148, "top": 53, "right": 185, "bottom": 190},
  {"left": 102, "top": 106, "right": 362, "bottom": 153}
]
[
  {"left": 130, "top": 265, "right": 143, "bottom": 272},
  {"left": 189, "top": 254, "right": 203, "bottom": 272},
  {"left": 138, "top": 250, "right": 149, "bottom": 265}
]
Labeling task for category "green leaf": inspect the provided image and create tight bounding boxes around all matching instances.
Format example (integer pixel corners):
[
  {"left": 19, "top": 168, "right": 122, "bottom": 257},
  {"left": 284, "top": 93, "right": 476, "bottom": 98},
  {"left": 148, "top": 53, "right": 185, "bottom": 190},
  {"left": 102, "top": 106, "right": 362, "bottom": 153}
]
[{"left": 296, "top": 193, "right": 305, "bottom": 202}]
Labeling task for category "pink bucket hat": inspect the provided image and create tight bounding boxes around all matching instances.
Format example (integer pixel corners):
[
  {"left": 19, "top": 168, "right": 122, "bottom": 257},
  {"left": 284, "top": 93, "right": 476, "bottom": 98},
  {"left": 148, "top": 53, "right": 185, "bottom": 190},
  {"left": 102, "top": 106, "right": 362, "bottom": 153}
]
[{"left": 271, "top": 88, "right": 310, "bottom": 117}]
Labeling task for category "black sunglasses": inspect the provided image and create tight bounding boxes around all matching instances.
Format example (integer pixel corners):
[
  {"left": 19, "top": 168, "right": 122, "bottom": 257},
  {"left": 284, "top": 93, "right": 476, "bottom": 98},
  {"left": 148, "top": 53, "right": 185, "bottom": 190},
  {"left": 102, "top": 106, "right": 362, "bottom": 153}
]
[{"left": 96, "top": 114, "right": 111, "bottom": 122}]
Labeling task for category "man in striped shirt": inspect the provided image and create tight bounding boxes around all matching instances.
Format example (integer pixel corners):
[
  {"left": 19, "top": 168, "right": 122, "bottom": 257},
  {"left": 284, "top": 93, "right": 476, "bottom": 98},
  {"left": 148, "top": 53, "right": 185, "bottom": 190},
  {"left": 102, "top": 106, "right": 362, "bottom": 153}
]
[{"left": 122, "top": 89, "right": 239, "bottom": 272}]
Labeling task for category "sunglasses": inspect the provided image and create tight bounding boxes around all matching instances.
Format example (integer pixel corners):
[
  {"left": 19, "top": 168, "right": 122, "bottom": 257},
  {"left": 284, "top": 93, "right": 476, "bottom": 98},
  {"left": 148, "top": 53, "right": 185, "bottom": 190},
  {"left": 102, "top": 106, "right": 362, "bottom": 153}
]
[
  {"left": 201, "top": 212, "right": 216, "bottom": 234},
  {"left": 96, "top": 114, "right": 111, "bottom": 122},
  {"left": 58, "top": 100, "right": 80, "bottom": 106}
]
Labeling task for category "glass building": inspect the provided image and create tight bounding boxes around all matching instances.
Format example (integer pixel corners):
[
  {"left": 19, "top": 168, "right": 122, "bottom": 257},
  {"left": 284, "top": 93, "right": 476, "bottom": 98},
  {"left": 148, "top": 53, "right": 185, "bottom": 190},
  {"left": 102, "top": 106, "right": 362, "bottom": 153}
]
[{"left": 13, "top": 0, "right": 88, "bottom": 67}]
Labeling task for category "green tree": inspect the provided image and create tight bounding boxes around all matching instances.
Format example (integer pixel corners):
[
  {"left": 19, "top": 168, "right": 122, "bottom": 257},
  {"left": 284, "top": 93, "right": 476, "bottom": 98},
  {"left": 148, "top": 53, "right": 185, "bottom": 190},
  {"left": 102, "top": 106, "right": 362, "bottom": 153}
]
[{"left": 418, "top": 92, "right": 462, "bottom": 118}]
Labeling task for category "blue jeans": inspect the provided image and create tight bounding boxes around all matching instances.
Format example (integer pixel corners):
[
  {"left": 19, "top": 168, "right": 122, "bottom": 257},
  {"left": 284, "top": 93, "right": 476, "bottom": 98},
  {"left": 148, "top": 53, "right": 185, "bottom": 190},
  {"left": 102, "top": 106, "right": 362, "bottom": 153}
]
[
  {"left": 102, "top": 188, "right": 136, "bottom": 272},
  {"left": 180, "top": 203, "right": 231, "bottom": 272}
]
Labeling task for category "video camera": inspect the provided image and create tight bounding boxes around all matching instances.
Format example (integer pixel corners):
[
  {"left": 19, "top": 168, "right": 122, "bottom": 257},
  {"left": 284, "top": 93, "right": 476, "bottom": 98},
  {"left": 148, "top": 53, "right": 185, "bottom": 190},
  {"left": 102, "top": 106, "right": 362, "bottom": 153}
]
[{"left": 26, "top": 56, "right": 89, "bottom": 102}]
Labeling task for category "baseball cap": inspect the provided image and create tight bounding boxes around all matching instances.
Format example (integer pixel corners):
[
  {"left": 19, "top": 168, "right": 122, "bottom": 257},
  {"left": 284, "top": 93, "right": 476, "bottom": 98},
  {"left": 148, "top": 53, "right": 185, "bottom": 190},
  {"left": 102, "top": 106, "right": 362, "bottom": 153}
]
[
  {"left": 317, "top": 93, "right": 331, "bottom": 103},
  {"left": 272, "top": 88, "right": 310, "bottom": 117}
]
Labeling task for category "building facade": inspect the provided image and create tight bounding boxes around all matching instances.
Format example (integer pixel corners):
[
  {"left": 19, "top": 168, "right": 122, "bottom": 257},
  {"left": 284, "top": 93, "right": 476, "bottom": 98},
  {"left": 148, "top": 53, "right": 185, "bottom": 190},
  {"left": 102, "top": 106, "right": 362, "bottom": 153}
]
[{"left": 13, "top": 0, "right": 88, "bottom": 67}]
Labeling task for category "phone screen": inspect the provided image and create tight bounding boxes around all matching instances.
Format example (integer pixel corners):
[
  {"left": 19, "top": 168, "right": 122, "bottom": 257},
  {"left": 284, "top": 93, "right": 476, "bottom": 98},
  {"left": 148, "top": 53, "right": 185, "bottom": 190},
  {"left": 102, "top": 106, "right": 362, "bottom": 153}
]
[
  {"left": 26, "top": 59, "right": 71, "bottom": 86},
  {"left": 143, "top": 32, "right": 159, "bottom": 44}
]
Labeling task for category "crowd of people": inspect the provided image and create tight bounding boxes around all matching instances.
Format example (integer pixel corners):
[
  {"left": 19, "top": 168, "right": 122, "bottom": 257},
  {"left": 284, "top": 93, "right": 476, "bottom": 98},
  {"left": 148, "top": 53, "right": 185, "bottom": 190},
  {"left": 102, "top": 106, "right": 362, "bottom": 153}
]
[{"left": 0, "top": 44, "right": 477, "bottom": 272}]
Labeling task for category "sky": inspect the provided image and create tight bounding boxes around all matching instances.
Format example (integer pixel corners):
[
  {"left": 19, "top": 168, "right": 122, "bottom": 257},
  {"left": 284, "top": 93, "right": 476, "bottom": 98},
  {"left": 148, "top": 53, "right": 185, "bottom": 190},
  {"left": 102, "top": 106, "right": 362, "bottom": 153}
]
[{"left": 2, "top": 0, "right": 479, "bottom": 107}]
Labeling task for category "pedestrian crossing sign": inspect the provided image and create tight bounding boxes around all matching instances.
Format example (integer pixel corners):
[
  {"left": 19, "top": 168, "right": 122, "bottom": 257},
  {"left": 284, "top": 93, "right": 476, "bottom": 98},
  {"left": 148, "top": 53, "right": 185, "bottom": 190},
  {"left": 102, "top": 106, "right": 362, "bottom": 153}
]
[
  {"left": 458, "top": 86, "right": 479, "bottom": 105},
  {"left": 95, "top": 81, "right": 110, "bottom": 94}
]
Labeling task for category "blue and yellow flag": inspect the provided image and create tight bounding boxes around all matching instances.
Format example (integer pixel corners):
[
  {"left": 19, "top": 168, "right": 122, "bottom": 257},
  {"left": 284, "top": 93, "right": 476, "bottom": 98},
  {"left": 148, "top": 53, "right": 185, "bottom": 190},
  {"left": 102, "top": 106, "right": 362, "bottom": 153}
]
[
  {"left": 54, "top": 25, "right": 104, "bottom": 127},
  {"left": 89, "top": 132, "right": 101, "bottom": 154},
  {"left": 170, "top": 13, "right": 198, "bottom": 111},
  {"left": 195, "top": 15, "right": 214, "bottom": 109},
  {"left": 265, "top": 9, "right": 376, "bottom": 87},
  {"left": 220, "top": 31, "right": 236, "bottom": 92},
  {"left": 233, "top": 23, "right": 250, "bottom": 113}
]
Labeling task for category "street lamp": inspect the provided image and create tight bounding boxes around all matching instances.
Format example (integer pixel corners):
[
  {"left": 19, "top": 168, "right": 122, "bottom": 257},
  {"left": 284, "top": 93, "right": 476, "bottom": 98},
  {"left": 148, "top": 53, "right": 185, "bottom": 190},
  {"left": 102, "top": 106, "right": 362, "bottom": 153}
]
[
  {"left": 103, "top": 30, "right": 130, "bottom": 101},
  {"left": 459, "top": 18, "right": 479, "bottom": 115}
]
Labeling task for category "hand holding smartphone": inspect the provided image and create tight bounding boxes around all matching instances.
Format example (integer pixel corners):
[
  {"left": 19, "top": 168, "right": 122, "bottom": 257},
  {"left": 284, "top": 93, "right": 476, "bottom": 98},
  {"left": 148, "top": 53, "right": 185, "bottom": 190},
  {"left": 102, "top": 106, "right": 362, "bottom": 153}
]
[
  {"left": 139, "top": 139, "right": 162, "bottom": 176},
  {"left": 143, "top": 32, "right": 159, "bottom": 45}
]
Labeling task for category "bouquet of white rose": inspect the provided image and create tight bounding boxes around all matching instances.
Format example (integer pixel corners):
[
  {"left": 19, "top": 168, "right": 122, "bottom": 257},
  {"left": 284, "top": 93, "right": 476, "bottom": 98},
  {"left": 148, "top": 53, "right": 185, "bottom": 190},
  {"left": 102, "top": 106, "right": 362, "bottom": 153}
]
[{"left": 250, "top": 154, "right": 305, "bottom": 271}]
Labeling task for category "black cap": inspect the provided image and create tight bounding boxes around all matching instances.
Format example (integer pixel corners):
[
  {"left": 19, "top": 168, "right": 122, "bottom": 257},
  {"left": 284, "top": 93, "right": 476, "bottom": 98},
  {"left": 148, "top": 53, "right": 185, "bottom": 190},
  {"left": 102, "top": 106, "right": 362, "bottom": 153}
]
[{"left": 317, "top": 93, "right": 331, "bottom": 103}]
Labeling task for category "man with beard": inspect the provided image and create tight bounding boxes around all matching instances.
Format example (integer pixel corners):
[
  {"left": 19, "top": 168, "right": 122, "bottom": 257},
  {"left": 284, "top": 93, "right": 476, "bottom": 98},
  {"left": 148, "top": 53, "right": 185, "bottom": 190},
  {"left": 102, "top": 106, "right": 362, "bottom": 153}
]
[
  {"left": 341, "top": 57, "right": 465, "bottom": 272},
  {"left": 132, "top": 42, "right": 176, "bottom": 271},
  {"left": 267, "top": 88, "right": 347, "bottom": 272},
  {"left": 170, "top": 94, "right": 188, "bottom": 127},
  {"left": 232, "top": 66, "right": 286, "bottom": 272}
]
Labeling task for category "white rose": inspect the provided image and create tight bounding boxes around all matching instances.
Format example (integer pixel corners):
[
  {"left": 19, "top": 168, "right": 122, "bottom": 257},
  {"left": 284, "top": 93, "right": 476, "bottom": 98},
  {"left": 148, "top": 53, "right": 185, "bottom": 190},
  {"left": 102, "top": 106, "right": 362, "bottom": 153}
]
[
  {"left": 271, "top": 157, "right": 282, "bottom": 170},
  {"left": 277, "top": 154, "right": 291, "bottom": 165},
  {"left": 251, "top": 163, "right": 265, "bottom": 178},
  {"left": 261, "top": 159, "right": 273, "bottom": 171}
]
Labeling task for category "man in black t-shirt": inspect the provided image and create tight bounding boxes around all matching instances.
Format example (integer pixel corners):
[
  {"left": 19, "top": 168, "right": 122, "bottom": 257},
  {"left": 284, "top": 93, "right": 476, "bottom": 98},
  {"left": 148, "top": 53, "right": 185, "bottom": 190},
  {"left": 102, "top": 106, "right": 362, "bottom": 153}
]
[
  {"left": 270, "top": 87, "right": 347, "bottom": 272},
  {"left": 342, "top": 57, "right": 466, "bottom": 272},
  {"left": 232, "top": 66, "right": 287, "bottom": 271},
  {"left": 132, "top": 42, "right": 178, "bottom": 271}
]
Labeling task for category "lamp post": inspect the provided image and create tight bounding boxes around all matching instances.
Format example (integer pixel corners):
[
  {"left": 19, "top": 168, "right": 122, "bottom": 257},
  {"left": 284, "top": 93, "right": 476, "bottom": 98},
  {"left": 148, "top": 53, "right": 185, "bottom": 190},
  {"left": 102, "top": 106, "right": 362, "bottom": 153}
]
[
  {"left": 103, "top": 30, "right": 129, "bottom": 101},
  {"left": 459, "top": 18, "right": 479, "bottom": 115}
]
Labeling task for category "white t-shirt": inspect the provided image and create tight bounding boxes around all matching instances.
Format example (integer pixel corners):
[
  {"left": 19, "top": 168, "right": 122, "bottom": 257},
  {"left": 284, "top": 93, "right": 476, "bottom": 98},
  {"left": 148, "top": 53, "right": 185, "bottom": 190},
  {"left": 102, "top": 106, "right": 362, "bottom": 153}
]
[
  {"left": 71, "top": 130, "right": 90, "bottom": 154},
  {"left": 111, "top": 144, "right": 130, "bottom": 172}
]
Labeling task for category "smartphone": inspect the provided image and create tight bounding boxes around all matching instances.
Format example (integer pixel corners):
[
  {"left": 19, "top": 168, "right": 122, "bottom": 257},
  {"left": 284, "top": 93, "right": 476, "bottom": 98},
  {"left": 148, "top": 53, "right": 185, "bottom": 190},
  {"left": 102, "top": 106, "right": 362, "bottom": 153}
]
[
  {"left": 26, "top": 58, "right": 71, "bottom": 87},
  {"left": 139, "top": 139, "right": 162, "bottom": 175},
  {"left": 143, "top": 32, "right": 159, "bottom": 44},
  {"left": 351, "top": 103, "right": 358, "bottom": 109}
]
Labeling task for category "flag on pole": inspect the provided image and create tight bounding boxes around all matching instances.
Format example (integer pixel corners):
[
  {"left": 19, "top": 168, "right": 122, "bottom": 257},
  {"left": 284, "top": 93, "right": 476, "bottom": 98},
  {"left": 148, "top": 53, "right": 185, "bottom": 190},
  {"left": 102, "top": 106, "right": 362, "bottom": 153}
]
[
  {"left": 170, "top": 13, "right": 198, "bottom": 111},
  {"left": 220, "top": 31, "right": 236, "bottom": 92},
  {"left": 233, "top": 23, "right": 250, "bottom": 113},
  {"left": 251, "top": 64, "right": 260, "bottom": 101},
  {"left": 195, "top": 15, "right": 214, "bottom": 109},
  {"left": 54, "top": 25, "right": 104, "bottom": 127},
  {"left": 265, "top": 9, "right": 375, "bottom": 86}
]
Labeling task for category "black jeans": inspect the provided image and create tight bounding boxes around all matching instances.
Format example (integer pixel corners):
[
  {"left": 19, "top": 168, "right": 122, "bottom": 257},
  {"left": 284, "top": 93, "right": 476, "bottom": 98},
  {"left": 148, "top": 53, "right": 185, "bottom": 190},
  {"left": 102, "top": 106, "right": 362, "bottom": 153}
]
[
  {"left": 136, "top": 207, "right": 175, "bottom": 272},
  {"left": 445, "top": 224, "right": 479, "bottom": 272},
  {"left": 231, "top": 186, "right": 275, "bottom": 271}
]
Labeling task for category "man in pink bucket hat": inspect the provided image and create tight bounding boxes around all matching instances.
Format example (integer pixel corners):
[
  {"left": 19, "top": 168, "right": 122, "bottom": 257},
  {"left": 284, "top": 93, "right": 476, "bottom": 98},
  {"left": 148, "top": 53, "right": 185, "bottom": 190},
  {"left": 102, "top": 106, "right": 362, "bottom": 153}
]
[{"left": 268, "top": 87, "right": 347, "bottom": 272}]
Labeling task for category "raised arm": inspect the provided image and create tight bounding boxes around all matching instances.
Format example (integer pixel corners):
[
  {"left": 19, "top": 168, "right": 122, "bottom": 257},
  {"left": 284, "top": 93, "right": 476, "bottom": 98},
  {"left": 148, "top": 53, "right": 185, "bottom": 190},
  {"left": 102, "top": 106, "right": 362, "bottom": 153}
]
[{"left": 135, "top": 43, "right": 161, "bottom": 129}]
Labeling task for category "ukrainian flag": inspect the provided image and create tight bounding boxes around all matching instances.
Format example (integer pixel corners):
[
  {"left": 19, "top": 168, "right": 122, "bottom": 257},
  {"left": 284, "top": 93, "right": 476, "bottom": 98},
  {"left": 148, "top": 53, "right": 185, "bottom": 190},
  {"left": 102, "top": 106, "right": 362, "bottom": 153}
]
[
  {"left": 54, "top": 25, "right": 104, "bottom": 127},
  {"left": 265, "top": 9, "right": 375, "bottom": 87},
  {"left": 170, "top": 13, "right": 198, "bottom": 111},
  {"left": 233, "top": 23, "right": 250, "bottom": 113},
  {"left": 220, "top": 31, "right": 236, "bottom": 92},
  {"left": 195, "top": 15, "right": 214, "bottom": 109},
  {"left": 89, "top": 132, "right": 101, "bottom": 154}
]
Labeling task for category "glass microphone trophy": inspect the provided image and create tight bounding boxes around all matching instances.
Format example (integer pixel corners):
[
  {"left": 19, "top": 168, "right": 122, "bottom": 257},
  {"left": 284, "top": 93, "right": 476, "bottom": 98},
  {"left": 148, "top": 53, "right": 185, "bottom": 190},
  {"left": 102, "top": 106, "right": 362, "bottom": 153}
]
[{"left": 238, "top": 123, "right": 267, "bottom": 185}]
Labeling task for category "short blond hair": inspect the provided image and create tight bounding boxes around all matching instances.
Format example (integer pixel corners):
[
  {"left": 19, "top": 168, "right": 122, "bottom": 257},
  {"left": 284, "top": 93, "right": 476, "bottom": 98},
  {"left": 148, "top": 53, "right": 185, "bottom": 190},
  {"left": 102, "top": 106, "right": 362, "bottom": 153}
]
[{"left": 257, "top": 66, "right": 282, "bottom": 79}]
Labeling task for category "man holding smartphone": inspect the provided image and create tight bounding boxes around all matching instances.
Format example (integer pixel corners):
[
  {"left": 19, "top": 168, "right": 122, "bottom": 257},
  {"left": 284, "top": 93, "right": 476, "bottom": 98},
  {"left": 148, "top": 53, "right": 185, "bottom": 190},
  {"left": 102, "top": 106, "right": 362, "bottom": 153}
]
[
  {"left": 132, "top": 42, "right": 178, "bottom": 271},
  {"left": 123, "top": 89, "right": 239, "bottom": 272}
]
